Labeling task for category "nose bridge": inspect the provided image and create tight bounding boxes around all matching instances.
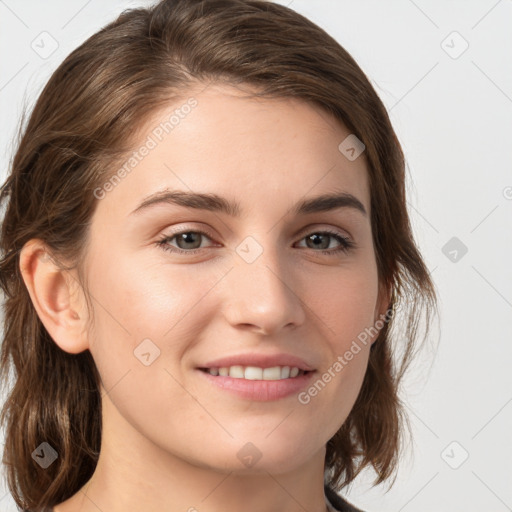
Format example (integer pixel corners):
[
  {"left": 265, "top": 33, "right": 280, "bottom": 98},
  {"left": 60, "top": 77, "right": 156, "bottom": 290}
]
[{"left": 223, "top": 233, "right": 305, "bottom": 333}]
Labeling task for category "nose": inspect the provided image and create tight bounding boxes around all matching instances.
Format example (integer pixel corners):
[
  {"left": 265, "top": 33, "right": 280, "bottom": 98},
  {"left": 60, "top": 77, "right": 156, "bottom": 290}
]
[{"left": 221, "top": 241, "right": 306, "bottom": 335}]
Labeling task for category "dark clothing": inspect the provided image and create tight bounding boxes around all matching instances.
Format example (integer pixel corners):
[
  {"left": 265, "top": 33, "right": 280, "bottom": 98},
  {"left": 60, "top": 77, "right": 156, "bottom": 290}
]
[{"left": 325, "top": 484, "right": 365, "bottom": 511}]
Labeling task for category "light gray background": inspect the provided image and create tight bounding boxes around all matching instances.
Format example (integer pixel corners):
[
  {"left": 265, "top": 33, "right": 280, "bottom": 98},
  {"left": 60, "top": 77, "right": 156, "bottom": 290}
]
[{"left": 1, "top": 1, "right": 511, "bottom": 511}]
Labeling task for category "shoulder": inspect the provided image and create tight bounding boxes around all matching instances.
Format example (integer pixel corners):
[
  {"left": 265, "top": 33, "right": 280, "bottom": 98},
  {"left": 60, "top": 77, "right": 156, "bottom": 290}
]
[{"left": 324, "top": 484, "right": 366, "bottom": 512}]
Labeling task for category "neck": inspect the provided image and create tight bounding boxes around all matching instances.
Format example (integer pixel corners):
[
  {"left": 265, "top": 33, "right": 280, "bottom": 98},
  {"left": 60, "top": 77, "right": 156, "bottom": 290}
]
[{"left": 57, "top": 393, "right": 330, "bottom": 512}]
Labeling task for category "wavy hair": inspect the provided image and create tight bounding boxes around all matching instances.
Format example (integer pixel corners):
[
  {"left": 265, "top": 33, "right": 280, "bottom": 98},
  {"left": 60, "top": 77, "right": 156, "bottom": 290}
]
[{"left": 0, "top": 0, "right": 438, "bottom": 509}]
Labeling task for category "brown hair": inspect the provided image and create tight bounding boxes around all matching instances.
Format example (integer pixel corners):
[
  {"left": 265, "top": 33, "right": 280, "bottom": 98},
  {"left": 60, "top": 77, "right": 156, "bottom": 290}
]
[{"left": 0, "top": 0, "right": 437, "bottom": 509}]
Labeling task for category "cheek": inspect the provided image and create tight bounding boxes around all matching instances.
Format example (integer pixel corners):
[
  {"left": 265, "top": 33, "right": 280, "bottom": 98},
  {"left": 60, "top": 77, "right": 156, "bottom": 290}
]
[
  {"left": 307, "top": 262, "right": 380, "bottom": 349},
  {"left": 298, "top": 261, "right": 379, "bottom": 413},
  {"left": 84, "top": 248, "right": 224, "bottom": 381},
  {"left": 89, "top": 243, "right": 209, "bottom": 331}
]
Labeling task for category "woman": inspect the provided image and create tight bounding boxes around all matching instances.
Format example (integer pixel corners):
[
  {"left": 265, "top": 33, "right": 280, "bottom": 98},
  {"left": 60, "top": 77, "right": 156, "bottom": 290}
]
[{"left": 0, "top": 1, "right": 437, "bottom": 511}]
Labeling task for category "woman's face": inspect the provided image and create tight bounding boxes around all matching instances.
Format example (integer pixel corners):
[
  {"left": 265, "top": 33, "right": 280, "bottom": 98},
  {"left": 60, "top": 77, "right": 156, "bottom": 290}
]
[{"left": 80, "top": 83, "right": 387, "bottom": 474}]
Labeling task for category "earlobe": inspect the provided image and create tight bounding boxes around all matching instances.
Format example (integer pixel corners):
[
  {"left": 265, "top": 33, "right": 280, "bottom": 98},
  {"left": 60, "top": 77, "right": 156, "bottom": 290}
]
[
  {"left": 19, "top": 239, "right": 89, "bottom": 354},
  {"left": 372, "top": 281, "right": 393, "bottom": 345},
  {"left": 379, "top": 282, "right": 393, "bottom": 319}
]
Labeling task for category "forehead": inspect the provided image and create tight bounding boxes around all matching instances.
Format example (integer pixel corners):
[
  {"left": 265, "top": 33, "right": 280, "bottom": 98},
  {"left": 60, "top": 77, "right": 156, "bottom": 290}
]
[{"left": 97, "top": 83, "right": 370, "bottom": 220}]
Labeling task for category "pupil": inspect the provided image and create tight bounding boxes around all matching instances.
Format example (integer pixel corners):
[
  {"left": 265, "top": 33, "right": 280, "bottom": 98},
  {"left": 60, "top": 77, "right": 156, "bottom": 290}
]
[
  {"left": 308, "top": 234, "right": 328, "bottom": 250},
  {"left": 178, "top": 232, "right": 200, "bottom": 249}
]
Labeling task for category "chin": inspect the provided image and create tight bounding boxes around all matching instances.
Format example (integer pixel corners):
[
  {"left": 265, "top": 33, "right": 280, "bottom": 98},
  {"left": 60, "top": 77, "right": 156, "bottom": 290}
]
[{"left": 205, "top": 437, "right": 316, "bottom": 475}]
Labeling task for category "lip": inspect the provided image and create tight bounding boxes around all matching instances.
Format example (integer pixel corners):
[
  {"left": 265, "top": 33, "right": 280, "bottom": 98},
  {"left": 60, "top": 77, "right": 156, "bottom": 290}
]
[
  {"left": 198, "top": 353, "right": 315, "bottom": 372},
  {"left": 196, "top": 368, "right": 316, "bottom": 401}
]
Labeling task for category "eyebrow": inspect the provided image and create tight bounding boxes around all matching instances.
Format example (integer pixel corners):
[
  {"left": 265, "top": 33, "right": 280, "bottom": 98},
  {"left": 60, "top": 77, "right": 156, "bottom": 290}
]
[{"left": 130, "top": 189, "right": 367, "bottom": 218}]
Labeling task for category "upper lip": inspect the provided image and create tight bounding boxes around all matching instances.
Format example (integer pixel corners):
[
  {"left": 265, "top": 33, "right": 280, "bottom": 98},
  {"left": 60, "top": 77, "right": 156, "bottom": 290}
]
[{"left": 198, "top": 353, "right": 315, "bottom": 372}]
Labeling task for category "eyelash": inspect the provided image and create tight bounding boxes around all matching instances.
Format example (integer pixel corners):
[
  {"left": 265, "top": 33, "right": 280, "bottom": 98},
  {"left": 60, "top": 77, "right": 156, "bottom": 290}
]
[{"left": 155, "top": 228, "right": 355, "bottom": 256}]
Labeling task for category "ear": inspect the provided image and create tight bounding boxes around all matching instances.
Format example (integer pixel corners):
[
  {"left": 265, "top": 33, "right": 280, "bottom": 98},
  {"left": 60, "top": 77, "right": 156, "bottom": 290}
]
[
  {"left": 372, "top": 280, "right": 392, "bottom": 345},
  {"left": 19, "top": 239, "right": 89, "bottom": 354}
]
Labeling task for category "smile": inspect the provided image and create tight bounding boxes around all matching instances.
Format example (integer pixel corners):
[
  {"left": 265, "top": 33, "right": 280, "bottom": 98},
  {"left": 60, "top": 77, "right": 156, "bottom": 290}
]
[
  {"left": 196, "top": 367, "right": 315, "bottom": 401},
  {"left": 199, "top": 365, "right": 307, "bottom": 380}
]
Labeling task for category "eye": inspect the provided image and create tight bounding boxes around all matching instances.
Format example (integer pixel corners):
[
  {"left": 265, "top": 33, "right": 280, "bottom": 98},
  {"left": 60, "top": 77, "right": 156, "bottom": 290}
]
[
  {"left": 295, "top": 230, "right": 355, "bottom": 255},
  {"left": 156, "top": 229, "right": 216, "bottom": 254},
  {"left": 155, "top": 228, "right": 355, "bottom": 256}
]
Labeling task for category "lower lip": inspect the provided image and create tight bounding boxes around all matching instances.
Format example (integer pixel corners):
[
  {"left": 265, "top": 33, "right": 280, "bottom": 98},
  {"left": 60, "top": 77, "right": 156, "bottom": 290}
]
[{"left": 196, "top": 369, "right": 316, "bottom": 401}]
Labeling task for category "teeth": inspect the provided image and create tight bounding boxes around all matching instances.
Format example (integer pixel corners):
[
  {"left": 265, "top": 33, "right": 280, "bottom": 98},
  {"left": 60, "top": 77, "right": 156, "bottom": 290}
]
[
  {"left": 205, "top": 365, "right": 304, "bottom": 380},
  {"left": 244, "top": 366, "right": 263, "bottom": 380},
  {"left": 262, "top": 367, "right": 281, "bottom": 380},
  {"left": 229, "top": 365, "right": 244, "bottom": 379}
]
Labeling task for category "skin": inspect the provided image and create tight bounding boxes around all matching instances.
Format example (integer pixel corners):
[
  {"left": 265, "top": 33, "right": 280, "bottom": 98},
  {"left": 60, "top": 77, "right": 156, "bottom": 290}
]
[{"left": 20, "top": 83, "right": 389, "bottom": 512}]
